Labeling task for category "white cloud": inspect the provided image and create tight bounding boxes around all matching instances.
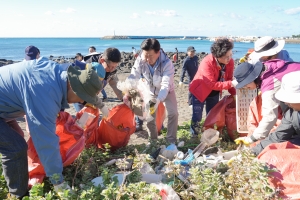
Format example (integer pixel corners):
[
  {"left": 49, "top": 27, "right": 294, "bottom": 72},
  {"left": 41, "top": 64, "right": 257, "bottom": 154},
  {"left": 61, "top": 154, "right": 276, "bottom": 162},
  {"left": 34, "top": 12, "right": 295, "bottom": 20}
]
[
  {"left": 18, "top": 14, "right": 24, "bottom": 17},
  {"left": 220, "top": 23, "right": 226, "bottom": 27},
  {"left": 130, "top": 13, "right": 140, "bottom": 19},
  {"left": 157, "top": 23, "right": 164, "bottom": 27},
  {"left": 59, "top": 8, "right": 76, "bottom": 14},
  {"left": 45, "top": 11, "right": 54, "bottom": 15},
  {"left": 230, "top": 13, "right": 243, "bottom": 19},
  {"left": 145, "top": 10, "right": 179, "bottom": 17},
  {"left": 285, "top": 7, "right": 300, "bottom": 15}
]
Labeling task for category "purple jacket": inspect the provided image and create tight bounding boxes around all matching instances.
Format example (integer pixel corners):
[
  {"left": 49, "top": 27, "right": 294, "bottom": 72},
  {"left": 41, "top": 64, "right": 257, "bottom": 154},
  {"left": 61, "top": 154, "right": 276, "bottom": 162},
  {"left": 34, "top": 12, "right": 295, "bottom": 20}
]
[
  {"left": 261, "top": 59, "right": 299, "bottom": 93},
  {"left": 251, "top": 59, "right": 300, "bottom": 141}
]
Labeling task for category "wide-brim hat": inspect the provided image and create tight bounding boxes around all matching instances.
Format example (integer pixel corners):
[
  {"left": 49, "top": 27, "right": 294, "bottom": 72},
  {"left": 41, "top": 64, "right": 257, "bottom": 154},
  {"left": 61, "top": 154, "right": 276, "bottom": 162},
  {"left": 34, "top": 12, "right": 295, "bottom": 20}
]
[
  {"left": 84, "top": 52, "right": 101, "bottom": 62},
  {"left": 67, "top": 66, "right": 102, "bottom": 105},
  {"left": 275, "top": 71, "right": 300, "bottom": 103},
  {"left": 250, "top": 36, "right": 285, "bottom": 60},
  {"left": 234, "top": 62, "right": 263, "bottom": 89}
]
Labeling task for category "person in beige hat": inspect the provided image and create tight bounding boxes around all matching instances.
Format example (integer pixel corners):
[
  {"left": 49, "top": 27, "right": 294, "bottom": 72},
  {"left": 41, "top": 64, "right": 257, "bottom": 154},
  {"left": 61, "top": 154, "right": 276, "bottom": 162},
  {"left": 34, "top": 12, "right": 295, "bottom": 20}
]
[
  {"left": 0, "top": 57, "right": 102, "bottom": 198},
  {"left": 252, "top": 71, "right": 300, "bottom": 155},
  {"left": 248, "top": 36, "right": 293, "bottom": 64}
]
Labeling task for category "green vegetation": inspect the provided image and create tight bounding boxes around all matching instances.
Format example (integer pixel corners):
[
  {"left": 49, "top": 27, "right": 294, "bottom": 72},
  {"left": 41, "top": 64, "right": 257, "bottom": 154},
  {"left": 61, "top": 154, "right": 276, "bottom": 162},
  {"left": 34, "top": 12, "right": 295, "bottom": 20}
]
[{"left": 0, "top": 121, "right": 278, "bottom": 199}]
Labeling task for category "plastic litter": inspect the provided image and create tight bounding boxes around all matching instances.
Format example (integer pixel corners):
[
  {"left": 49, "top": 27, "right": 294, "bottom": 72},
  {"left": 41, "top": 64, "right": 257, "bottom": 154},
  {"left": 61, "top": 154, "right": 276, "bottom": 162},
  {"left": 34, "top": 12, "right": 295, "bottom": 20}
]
[
  {"left": 75, "top": 112, "right": 96, "bottom": 130},
  {"left": 151, "top": 183, "right": 180, "bottom": 200},
  {"left": 177, "top": 141, "right": 184, "bottom": 147},
  {"left": 200, "top": 129, "right": 220, "bottom": 146},
  {"left": 174, "top": 149, "right": 194, "bottom": 165}
]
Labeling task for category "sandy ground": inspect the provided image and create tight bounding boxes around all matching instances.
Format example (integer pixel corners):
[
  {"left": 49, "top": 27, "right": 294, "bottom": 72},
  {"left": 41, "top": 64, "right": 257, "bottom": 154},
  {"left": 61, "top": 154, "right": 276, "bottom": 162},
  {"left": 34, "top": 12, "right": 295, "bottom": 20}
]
[{"left": 17, "top": 72, "right": 228, "bottom": 145}]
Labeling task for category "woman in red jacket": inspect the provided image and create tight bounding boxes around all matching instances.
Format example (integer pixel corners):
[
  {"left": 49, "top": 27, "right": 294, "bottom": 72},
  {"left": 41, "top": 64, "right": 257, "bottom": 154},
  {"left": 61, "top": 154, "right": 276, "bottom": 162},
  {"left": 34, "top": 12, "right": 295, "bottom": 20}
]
[{"left": 189, "top": 38, "right": 236, "bottom": 135}]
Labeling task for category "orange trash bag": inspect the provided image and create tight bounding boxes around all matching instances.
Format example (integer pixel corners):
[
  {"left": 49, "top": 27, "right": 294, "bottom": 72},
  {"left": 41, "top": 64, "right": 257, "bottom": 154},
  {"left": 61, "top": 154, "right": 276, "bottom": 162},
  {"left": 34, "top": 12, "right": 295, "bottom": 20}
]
[
  {"left": 203, "top": 95, "right": 238, "bottom": 140},
  {"left": 258, "top": 141, "right": 300, "bottom": 199},
  {"left": 156, "top": 102, "right": 166, "bottom": 133},
  {"left": 27, "top": 111, "right": 86, "bottom": 186},
  {"left": 97, "top": 103, "right": 136, "bottom": 151}
]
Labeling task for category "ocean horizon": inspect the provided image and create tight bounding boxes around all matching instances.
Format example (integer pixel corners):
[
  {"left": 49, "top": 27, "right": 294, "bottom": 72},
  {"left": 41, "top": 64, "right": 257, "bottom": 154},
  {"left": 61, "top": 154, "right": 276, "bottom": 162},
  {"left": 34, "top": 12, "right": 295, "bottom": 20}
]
[{"left": 1, "top": 38, "right": 299, "bottom": 61}]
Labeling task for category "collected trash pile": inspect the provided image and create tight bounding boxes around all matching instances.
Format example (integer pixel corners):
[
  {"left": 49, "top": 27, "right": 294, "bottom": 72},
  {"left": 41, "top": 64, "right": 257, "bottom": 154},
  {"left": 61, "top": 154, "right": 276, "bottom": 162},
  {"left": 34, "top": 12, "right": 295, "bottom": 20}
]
[{"left": 90, "top": 129, "right": 278, "bottom": 199}]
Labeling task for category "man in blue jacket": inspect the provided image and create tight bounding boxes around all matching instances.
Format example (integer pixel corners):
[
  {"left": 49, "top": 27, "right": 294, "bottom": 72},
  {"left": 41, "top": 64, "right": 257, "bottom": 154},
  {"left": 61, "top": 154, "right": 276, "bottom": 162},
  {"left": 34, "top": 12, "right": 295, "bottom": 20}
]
[
  {"left": 0, "top": 56, "right": 103, "bottom": 198},
  {"left": 179, "top": 46, "right": 199, "bottom": 106}
]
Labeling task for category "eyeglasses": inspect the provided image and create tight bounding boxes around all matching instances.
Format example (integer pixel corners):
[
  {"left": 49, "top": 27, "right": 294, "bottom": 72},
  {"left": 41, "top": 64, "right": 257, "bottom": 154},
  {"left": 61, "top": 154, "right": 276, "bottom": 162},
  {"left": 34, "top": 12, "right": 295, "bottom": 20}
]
[{"left": 105, "top": 60, "right": 119, "bottom": 70}]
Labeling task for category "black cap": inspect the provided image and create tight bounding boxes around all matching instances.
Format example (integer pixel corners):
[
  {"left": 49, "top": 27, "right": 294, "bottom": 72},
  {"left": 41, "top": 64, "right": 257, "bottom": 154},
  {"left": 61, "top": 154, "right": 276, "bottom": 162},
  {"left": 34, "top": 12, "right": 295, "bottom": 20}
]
[
  {"left": 187, "top": 46, "right": 196, "bottom": 52},
  {"left": 25, "top": 45, "right": 40, "bottom": 60}
]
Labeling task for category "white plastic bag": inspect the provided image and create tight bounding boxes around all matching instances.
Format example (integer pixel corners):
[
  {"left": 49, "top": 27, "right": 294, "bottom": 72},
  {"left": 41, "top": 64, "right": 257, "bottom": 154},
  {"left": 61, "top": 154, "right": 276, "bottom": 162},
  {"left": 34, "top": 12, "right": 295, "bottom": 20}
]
[{"left": 117, "top": 78, "right": 153, "bottom": 122}]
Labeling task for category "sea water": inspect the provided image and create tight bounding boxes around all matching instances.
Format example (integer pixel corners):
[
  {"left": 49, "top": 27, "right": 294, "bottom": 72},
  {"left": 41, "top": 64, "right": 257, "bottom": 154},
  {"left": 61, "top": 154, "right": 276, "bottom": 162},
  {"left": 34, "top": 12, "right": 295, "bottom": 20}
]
[{"left": 0, "top": 38, "right": 299, "bottom": 61}]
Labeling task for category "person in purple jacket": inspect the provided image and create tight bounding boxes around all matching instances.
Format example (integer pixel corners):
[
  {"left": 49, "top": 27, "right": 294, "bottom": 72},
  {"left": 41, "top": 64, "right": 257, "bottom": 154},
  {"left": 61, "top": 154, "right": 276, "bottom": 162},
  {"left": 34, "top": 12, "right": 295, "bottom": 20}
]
[{"left": 248, "top": 36, "right": 293, "bottom": 64}]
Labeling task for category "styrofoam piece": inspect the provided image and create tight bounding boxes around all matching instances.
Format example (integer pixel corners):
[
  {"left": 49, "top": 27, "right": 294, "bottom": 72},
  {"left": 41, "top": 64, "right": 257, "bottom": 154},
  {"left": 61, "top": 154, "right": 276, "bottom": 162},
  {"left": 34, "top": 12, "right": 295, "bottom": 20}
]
[{"left": 236, "top": 88, "right": 258, "bottom": 133}]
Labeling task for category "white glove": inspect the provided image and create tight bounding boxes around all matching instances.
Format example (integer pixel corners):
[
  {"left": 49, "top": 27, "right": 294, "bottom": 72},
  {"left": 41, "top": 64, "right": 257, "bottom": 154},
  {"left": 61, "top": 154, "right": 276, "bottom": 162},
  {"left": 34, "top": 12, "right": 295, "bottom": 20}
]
[
  {"left": 150, "top": 99, "right": 160, "bottom": 115},
  {"left": 100, "top": 105, "right": 110, "bottom": 118},
  {"left": 54, "top": 182, "right": 71, "bottom": 195},
  {"left": 231, "top": 79, "right": 238, "bottom": 87},
  {"left": 179, "top": 81, "right": 183, "bottom": 87}
]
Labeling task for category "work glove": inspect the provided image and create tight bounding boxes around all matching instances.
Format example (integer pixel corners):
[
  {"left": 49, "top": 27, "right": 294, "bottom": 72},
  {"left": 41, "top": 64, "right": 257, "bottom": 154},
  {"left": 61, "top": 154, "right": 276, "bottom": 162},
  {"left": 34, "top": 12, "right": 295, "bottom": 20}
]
[
  {"left": 149, "top": 99, "right": 160, "bottom": 115},
  {"left": 234, "top": 137, "right": 253, "bottom": 146},
  {"left": 100, "top": 105, "right": 110, "bottom": 118},
  {"left": 179, "top": 81, "right": 183, "bottom": 87},
  {"left": 231, "top": 79, "right": 238, "bottom": 87},
  {"left": 54, "top": 182, "right": 71, "bottom": 196}
]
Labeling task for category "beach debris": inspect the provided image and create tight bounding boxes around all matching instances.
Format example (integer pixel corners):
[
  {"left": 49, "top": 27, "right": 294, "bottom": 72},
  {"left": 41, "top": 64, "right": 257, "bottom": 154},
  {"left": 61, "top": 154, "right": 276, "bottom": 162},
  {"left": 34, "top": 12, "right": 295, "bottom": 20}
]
[{"left": 177, "top": 141, "right": 184, "bottom": 147}]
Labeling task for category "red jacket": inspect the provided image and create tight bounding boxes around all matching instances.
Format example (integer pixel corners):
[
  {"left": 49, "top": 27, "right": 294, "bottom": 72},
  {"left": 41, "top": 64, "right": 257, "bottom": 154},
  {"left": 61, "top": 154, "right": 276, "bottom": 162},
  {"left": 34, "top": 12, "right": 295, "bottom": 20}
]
[{"left": 189, "top": 54, "right": 236, "bottom": 102}]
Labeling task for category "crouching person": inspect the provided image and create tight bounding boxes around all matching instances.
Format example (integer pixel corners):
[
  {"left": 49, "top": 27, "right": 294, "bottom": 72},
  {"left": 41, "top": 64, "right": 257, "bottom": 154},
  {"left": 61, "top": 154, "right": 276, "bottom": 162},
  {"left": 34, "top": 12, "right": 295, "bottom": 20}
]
[
  {"left": 128, "top": 38, "right": 178, "bottom": 144},
  {"left": 0, "top": 56, "right": 103, "bottom": 198},
  {"left": 251, "top": 71, "right": 300, "bottom": 155}
]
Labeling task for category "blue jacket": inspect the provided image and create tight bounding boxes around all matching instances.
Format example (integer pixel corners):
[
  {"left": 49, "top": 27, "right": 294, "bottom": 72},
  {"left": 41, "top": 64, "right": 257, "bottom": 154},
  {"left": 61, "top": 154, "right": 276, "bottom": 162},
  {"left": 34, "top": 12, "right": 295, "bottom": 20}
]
[
  {"left": 0, "top": 57, "right": 69, "bottom": 184},
  {"left": 180, "top": 56, "right": 199, "bottom": 82}
]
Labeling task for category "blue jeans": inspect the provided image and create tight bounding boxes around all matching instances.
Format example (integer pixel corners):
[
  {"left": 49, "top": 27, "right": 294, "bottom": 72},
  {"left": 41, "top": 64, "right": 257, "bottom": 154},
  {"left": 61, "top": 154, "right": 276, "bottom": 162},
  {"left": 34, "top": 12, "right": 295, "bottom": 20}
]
[
  {"left": 101, "top": 89, "right": 107, "bottom": 99},
  {"left": 0, "top": 119, "right": 28, "bottom": 197},
  {"left": 191, "top": 93, "right": 219, "bottom": 124},
  {"left": 135, "top": 116, "right": 143, "bottom": 127}
]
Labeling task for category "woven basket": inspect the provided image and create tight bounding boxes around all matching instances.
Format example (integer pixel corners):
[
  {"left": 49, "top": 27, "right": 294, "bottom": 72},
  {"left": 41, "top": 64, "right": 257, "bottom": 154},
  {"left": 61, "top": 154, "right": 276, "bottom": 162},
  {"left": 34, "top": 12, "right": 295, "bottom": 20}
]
[{"left": 236, "top": 88, "right": 258, "bottom": 134}]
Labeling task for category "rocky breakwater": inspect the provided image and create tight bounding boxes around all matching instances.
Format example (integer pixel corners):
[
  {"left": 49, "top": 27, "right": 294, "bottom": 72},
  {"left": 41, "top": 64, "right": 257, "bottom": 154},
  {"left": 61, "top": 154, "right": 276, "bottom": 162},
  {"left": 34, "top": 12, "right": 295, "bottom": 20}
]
[
  {"left": 0, "top": 59, "right": 19, "bottom": 67},
  {"left": 1, "top": 53, "right": 240, "bottom": 76}
]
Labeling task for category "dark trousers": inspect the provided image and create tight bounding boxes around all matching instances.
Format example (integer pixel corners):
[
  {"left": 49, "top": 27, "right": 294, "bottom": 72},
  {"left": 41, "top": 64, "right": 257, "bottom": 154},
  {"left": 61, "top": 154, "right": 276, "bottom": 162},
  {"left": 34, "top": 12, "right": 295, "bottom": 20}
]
[
  {"left": 191, "top": 94, "right": 219, "bottom": 123},
  {"left": 0, "top": 119, "right": 28, "bottom": 198}
]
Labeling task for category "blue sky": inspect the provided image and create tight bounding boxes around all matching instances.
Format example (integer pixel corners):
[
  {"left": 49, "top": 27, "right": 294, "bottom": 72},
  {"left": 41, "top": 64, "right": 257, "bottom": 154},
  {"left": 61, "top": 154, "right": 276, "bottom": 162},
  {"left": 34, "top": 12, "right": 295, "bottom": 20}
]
[{"left": 1, "top": 0, "right": 299, "bottom": 37}]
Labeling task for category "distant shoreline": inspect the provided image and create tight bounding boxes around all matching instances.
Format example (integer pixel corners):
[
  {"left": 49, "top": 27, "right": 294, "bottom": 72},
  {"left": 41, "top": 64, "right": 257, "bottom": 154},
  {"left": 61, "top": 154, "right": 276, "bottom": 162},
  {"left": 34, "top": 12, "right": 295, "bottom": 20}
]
[{"left": 100, "top": 36, "right": 300, "bottom": 44}]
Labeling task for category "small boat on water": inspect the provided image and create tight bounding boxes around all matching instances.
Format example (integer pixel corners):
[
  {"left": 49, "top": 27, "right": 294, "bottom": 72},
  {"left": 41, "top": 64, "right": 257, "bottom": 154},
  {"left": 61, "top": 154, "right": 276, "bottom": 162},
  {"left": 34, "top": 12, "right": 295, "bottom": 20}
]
[{"left": 180, "top": 36, "right": 186, "bottom": 40}]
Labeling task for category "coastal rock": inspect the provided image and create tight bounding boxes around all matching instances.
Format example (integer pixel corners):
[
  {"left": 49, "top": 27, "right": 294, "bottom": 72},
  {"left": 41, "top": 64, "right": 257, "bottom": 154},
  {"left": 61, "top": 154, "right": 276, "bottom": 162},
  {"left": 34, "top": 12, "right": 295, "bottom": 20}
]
[{"left": 1, "top": 52, "right": 240, "bottom": 75}]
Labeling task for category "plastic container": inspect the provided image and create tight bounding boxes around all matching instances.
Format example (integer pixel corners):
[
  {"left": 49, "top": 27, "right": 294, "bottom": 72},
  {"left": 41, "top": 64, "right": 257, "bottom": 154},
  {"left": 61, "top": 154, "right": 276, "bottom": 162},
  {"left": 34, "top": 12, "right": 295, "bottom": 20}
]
[
  {"left": 236, "top": 88, "right": 258, "bottom": 134},
  {"left": 200, "top": 129, "right": 220, "bottom": 146}
]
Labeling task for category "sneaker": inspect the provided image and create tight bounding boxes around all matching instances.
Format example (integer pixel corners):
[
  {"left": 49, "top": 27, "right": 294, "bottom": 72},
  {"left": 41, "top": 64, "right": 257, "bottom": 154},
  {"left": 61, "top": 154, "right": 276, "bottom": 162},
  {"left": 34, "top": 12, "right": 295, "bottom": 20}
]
[{"left": 190, "top": 122, "right": 201, "bottom": 136}]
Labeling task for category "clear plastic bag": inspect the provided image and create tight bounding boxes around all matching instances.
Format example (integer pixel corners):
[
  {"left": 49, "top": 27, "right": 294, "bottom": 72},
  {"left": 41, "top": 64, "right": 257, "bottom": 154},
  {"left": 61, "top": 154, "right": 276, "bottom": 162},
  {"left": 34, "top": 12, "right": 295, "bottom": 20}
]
[{"left": 117, "top": 78, "right": 153, "bottom": 122}]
